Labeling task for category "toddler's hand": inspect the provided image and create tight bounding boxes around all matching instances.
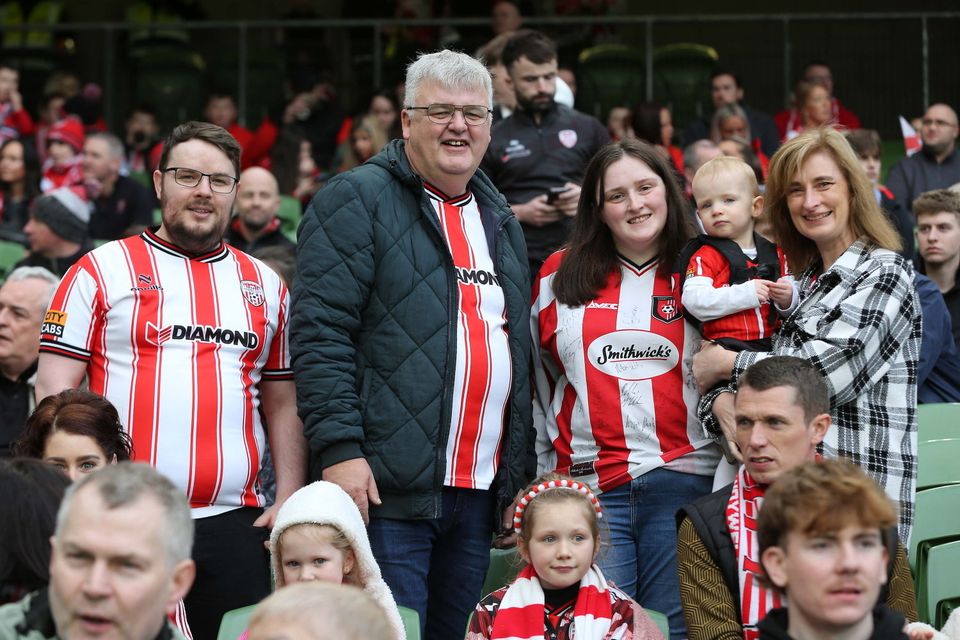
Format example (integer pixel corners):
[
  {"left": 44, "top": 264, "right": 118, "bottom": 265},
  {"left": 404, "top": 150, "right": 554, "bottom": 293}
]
[
  {"left": 753, "top": 279, "right": 772, "bottom": 303},
  {"left": 768, "top": 278, "right": 794, "bottom": 308}
]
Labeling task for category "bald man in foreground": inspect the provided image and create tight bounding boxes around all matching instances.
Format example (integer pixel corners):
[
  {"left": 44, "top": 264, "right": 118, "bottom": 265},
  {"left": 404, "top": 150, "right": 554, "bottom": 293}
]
[{"left": 225, "top": 166, "right": 296, "bottom": 254}]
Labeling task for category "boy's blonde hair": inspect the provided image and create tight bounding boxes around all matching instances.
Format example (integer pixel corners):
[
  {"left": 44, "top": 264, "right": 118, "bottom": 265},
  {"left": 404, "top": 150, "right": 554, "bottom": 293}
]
[{"left": 692, "top": 155, "right": 761, "bottom": 200}]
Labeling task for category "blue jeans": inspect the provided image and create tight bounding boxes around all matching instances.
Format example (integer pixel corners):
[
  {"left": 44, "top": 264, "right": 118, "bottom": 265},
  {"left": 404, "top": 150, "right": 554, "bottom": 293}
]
[
  {"left": 597, "top": 468, "right": 713, "bottom": 639},
  {"left": 367, "top": 487, "right": 494, "bottom": 640}
]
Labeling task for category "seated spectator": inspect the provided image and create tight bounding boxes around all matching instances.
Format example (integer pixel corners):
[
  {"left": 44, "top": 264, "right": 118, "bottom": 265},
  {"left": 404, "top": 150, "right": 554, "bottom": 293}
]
[
  {"left": 225, "top": 167, "right": 295, "bottom": 254},
  {"left": 631, "top": 101, "right": 683, "bottom": 173},
  {"left": 757, "top": 459, "right": 907, "bottom": 639},
  {"left": 477, "top": 32, "right": 517, "bottom": 123},
  {"left": 17, "top": 188, "right": 93, "bottom": 276},
  {"left": 204, "top": 91, "right": 277, "bottom": 170},
  {"left": 0, "top": 64, "right": 35, "bottom": 142},
  {"left": 246, "top": 582, "right": 393, "bottom": 640},
  {"left": 845, "top": 129, "right": 914, "bottom": 257},
  {"left": 123, "top": 104, "right": 161, "bottom": 174},
  {"left": 252, "top": 481, "right": 405, "bottom": 639},
  {"left": 684, "top": 68, "right": 780, "bottom": 158},
  {"left": 775, "top": 61, "right": 861, "bottom": 140},
  {"left": 781, "top": 80, "right": 836, "bottom": 142},
  {"left": 15, "top": 388, "right": 133, "bottom": 481},
  {"left": 711, "top": 103, "right": 770, "bottom": 177},
  {"left": 491, "top": 0, "right": 522, "bottom": 36},
  {"left": 0, "top": 266, "right": 59, "bottom": 457},
  {"left": 913, "top": 272, "right": 960, "bottom": 403},
  {"left": 40, "top": 116, "right": 85, "bottom": 192},
  {"left": 886, "top": 103, "right": 960, "bottom": 212},
  {"left": 677, "top": 356, "right": 916, "bottom": 640},
  {"left": 0, "top": 138, "right": 41, "bottom": 244},
  {"left": 33, "top": 92, "right": 66, "bottom": 163},
  {"left": 367, "top": 90, "right": 401, "bottom": 140},
  {"left": 914, "top": 189, "right": 960, "bottom": 346},
  {"left": 82, "top": 133, "right": 157, "bottom": 240},
  {"left": 337, "top": 115, "right": 388, "bottom": 173},
  {"left": 606, "top": 105, "right": 632, "bottom": 140},
  {"left": 682, "top": 138, "right": 723, "bottom": 202},
  {"left": 280, "top": 73, "right": 345, "bottom": 173},
  {"left": 0, "top": 458, "right": 69, "bottom": 604},
  {"left": 0, "top": 462, "right": 196, "bottom": 640}
]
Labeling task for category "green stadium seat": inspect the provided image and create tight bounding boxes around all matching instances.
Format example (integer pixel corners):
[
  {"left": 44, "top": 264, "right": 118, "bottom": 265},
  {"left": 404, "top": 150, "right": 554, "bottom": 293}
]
[
  {"left": 921, "top": 540, "right": 960, "bottom": 626},
  {"left": 645, "top": 608, "right": 669, "bottom": 637},
  {"left": 398, "top": 605, "right": 420, "bottom": 640},
  {"left": 276, "top": 196, "right": 302, "bottom": 242},
  {"left": 652, "top": 43, "right": 719, "bottom": 133},
  {"left": 216, "top": 604, "right": 255, "bottom": 640},
  {"left": 909, "top": 484, "right": 960, "bottom": 572},
  {"left": 576, "top": 44, "right": 647, "bottom": 122},
  {"left": 481, "top": 546, "right": 521, "bottom": 598},
  {"left": 917, "top": 438, "right": 960, "bottom": 490},
  {"left": 918, "top": 403, "right": 960, "bottom": 443},
  {"left": 0, "top": 240, "right": 25, "bottom": 279}
]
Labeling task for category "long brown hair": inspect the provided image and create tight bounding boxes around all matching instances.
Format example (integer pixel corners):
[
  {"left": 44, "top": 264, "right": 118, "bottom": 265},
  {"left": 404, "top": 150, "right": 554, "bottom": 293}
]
[
  {"left": 765, "top": 127, "right": 901, "bottom": 274},
  {"left": 552, "top": 139, "right": 693, "bottom": 306}
]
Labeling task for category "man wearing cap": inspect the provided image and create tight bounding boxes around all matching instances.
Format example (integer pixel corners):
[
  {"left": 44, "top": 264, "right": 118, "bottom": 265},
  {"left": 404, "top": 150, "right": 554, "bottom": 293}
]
[
  {"left": 16, "top": 187, "right": 92, "bottom": 276},
  {"left": 41, "top": 116, "right": 85, "bottom": 192}
]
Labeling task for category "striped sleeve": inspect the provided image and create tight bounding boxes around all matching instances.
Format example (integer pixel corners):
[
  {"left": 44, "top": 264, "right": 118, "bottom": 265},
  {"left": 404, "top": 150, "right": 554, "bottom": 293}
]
[
  {"left": 39, "top": 259, "right": 102, "bottom": 361},
  {"left": 263, "top": 281, "right": 293, "bottom": 380}
]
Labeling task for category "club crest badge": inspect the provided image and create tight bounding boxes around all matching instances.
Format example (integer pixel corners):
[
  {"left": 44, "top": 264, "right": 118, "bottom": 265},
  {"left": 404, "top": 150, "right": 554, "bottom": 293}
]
[
  {"left": 240, "top": 281, "right": 265, "bottom": 307},
  {"left": 651, "top": 295, "right": 681, "bottom": 324},
  {"left": 558, "top": 129, "right": 578, "bottom": 148}
]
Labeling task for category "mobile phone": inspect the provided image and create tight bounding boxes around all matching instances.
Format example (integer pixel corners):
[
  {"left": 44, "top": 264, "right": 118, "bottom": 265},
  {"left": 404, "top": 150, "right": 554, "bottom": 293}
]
[{"left": 545, "top": 186, "right": 569, "bottom": 204}]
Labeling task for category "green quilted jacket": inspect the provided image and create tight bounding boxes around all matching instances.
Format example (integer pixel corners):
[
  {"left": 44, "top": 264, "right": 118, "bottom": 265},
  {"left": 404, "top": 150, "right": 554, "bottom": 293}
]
[{"left": 291, "top": 139, "right": 535, "bottom": 522}]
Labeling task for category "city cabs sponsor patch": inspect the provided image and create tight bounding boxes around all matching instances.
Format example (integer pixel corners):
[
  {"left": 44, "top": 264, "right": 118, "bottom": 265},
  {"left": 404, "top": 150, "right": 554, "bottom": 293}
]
[
  {"left": 41, "top": 310, "right": 68, "bottom": 337},
  {"left": 587, "top": 329, "right": 679, "bottom": 380}
]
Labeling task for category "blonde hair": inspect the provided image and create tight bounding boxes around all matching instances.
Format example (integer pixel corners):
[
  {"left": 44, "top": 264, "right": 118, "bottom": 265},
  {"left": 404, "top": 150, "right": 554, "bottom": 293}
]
[
  {"left": 764, "top": 127, "right": 901, "bottom": 273},
  {"left": 339, "top": 115, "right": 389, "bottom": 172},
  {"left": 247, "top": 582, "right": 393, "bottom": 640},
  {"left": 692, "top": 155, "right": 760, "bottom": 200},
  {"left": 277, "top": 523, "right": 357, "bottom": 582}
]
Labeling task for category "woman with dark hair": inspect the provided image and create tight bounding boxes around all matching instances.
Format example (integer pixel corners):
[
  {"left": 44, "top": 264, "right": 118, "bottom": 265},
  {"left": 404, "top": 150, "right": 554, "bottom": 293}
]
[
  {"left": 0, "top": 138, "right": 41, "bottom": 244},
  {"left": 694, "top": 127, "right": 920, "bottom": 540},
  {"left": 532, "top": 138, "right": 721, "bottom": 637},
  {"left": 0, "top": 457, "right": 70, "bottom": 604},
  {"left": 15, "top": 388, "right": 132, "bottom": 482},
  {"left": 367, "top": 90, "right": 401, "bottom": 140},
  {"left": 630, "top": 101, "right": 683, "bottom": 173}
]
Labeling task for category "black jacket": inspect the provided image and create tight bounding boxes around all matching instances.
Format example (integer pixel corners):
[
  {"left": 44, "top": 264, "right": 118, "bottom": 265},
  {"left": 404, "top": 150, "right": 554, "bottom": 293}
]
[{"left": 757, "top": 605, "right": 907, "bottom": 639}]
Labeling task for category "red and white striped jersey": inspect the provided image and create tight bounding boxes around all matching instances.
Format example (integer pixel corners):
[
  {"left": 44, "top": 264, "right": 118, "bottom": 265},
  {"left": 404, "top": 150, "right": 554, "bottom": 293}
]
[
  {"left": 426, "top": 184, "right": 512, "bottom": 491},
  {"left": 682, "top": 244, "right": 792, "bottom": 343},
  {"left": 531, "top": 251, "right": 719, "bottom": 494},
  {"left": 40, "top": 229, "right": 292, "bottom": 517}
]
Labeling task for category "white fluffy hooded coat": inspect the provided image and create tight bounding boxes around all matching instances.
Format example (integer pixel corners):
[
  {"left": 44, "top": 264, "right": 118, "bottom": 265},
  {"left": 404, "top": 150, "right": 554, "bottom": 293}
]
[{"left": 269, "top": 481, "right": 406, "bottom": 640}]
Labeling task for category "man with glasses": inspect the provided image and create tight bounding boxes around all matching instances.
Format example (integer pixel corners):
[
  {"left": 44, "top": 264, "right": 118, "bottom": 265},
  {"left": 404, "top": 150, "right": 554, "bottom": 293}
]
[
  {"left": 887, "top": 103, "right": 960, "bottom": 213},
  {"left": 481, "top": 29, "right": 609, "bottom": 277},
  {"left": 292, "top": 50, "right": 532, "bottom": 639},
  {"left": 34, "top": 121, "right": 307, "bottom": 639}
]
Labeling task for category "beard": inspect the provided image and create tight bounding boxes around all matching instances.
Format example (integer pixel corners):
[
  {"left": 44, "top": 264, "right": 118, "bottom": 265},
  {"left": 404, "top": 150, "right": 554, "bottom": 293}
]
[
  {"left": 516, "top": 91, "right": 554, "bottom": 115},
  {"left": 159, "top": 192, "right": 228, "bottom": 255}
]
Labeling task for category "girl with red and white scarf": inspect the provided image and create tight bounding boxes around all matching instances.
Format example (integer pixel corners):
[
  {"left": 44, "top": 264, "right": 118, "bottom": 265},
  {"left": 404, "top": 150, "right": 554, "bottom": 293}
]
[{"left": 467, "top": 475, "right": 665, "bottom": 640}]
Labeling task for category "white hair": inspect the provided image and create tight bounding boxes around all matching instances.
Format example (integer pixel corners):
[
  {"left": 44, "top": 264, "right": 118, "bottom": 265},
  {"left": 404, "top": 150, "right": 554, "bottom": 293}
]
[
  {"left": 404, "top": 49, "right": 493, "bottom": 110},
  {"left": 4, "top": 266, "right": 59, "bottom": 308}
]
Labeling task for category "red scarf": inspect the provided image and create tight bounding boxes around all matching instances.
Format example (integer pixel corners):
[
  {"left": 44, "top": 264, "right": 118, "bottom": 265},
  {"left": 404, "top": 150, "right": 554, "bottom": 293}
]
[
  {"left": 489, "top": 564, "right": 621, "bottom": 640},
  {"left": 726, "top": 466, "right": 783, "bottom": 640}
]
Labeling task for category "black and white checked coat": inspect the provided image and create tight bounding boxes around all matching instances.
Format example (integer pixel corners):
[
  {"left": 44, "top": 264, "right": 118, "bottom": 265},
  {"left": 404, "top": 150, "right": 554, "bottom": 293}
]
[{"left": 700, "top": 239, "right": 921, "bottom": 542}]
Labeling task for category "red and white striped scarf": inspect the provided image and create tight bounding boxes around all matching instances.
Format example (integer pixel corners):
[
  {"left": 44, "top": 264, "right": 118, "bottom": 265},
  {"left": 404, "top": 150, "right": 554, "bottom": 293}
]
[
  {"left": 726, "top": 466, "right": 783, "bottom": 640},
  {"left": 489, "top": 563, "right": 620, "bottom": 640}
]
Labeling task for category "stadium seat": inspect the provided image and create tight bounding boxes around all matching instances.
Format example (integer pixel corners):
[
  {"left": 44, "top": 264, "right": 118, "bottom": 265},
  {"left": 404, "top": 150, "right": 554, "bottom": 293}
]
[
  {"left": 645, "top": 608, "right": 670, "bottom": 637},
  {"left": 917, "top": 438, "right": 960, "bottom": 490},
  {"left": 276, "top": 196, "right": 302, "bottom": 242},
  {"left": 921, "top": 540, "right": 960, "bottom": 626},
  {"left": 917, "top": 403, "right": 960, "bottom": 443},
  {"left": 216, "top": 604, "right": 255, "bottom": 640},
  {"left": 909, "top": 484, "right": 960, "bottom": 573},
  {"left": 651, "top": 43, "right": 719, "bottom": 133},
  {"left": 0, "top": 240, "right": 25, "bottom": 279},
  {"left": 481, "top": 546, "right": 522, "bottom": 598},
  {"left": 398, "top": 606, "right": 420, "bottom": 640},
  {"left": 576, "top": 44, "right": 647, "bottom": 122}
]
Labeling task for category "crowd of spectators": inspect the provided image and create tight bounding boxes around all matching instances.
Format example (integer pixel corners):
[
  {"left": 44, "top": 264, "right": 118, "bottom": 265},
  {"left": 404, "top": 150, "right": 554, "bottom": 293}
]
[{"left": 1, "top": 2, "right": 960, "bottom": 639}]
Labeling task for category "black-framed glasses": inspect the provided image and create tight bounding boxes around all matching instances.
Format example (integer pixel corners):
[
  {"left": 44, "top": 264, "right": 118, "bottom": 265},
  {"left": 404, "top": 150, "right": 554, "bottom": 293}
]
[
  {"left": 163, "top": 167, "right": 239, "bottom": 194},
  {"left": 405, "top": 104, "right": 492, "bottom": 126}
]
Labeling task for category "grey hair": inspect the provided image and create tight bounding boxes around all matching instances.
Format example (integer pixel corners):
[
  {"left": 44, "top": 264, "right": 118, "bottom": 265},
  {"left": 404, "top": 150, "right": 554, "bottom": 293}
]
[
  {"left": 683, "top": 139, "right": 720, "bottom": 173},
  {"left": 86, "top": 132, "right": 125, "bottom": 160},
  {"left": 710, "top": 102, "right": 751, "bottom": 144},
  {"left": 404, "top": 49, "right": 493, "bottom": 110},
  {"left": 4, "top": 266, "right": 59, "bottom": 308},
  {"left": 55, "top": 462, "right": 194, "bottom": 566}
]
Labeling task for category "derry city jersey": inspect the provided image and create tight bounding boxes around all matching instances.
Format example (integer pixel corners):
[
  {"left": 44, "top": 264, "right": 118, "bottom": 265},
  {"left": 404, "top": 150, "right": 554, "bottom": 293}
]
[
  {"left": 531, "top": 252, "right": 717, "bottom": 493},
  {"left": 40, "top": 229, "right": 292, "bottom": 517}
]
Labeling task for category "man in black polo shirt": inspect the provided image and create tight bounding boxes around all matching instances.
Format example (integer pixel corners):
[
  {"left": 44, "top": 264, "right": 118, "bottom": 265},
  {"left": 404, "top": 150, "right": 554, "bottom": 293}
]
[
  {"left": 225, "top": 167, "right": 295, "bottom": 255},
  {"left": 0, "top": 266, "right": 58, "bottom": 456},
  {"left": 481, "top": 30, "right": 609, "bottom": 277},
  {"left": 83, "top": 132, "right": 158, "bottom": 240}
]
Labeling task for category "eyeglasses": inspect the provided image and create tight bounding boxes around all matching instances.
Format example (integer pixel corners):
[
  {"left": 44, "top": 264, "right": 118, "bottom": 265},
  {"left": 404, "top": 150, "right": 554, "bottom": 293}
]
[
  {"left": 405, "top": 104, "right": 492, "bottom": 126},
  {"left": 163, "top": 167, "right": 239, "bottom": 194}
]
